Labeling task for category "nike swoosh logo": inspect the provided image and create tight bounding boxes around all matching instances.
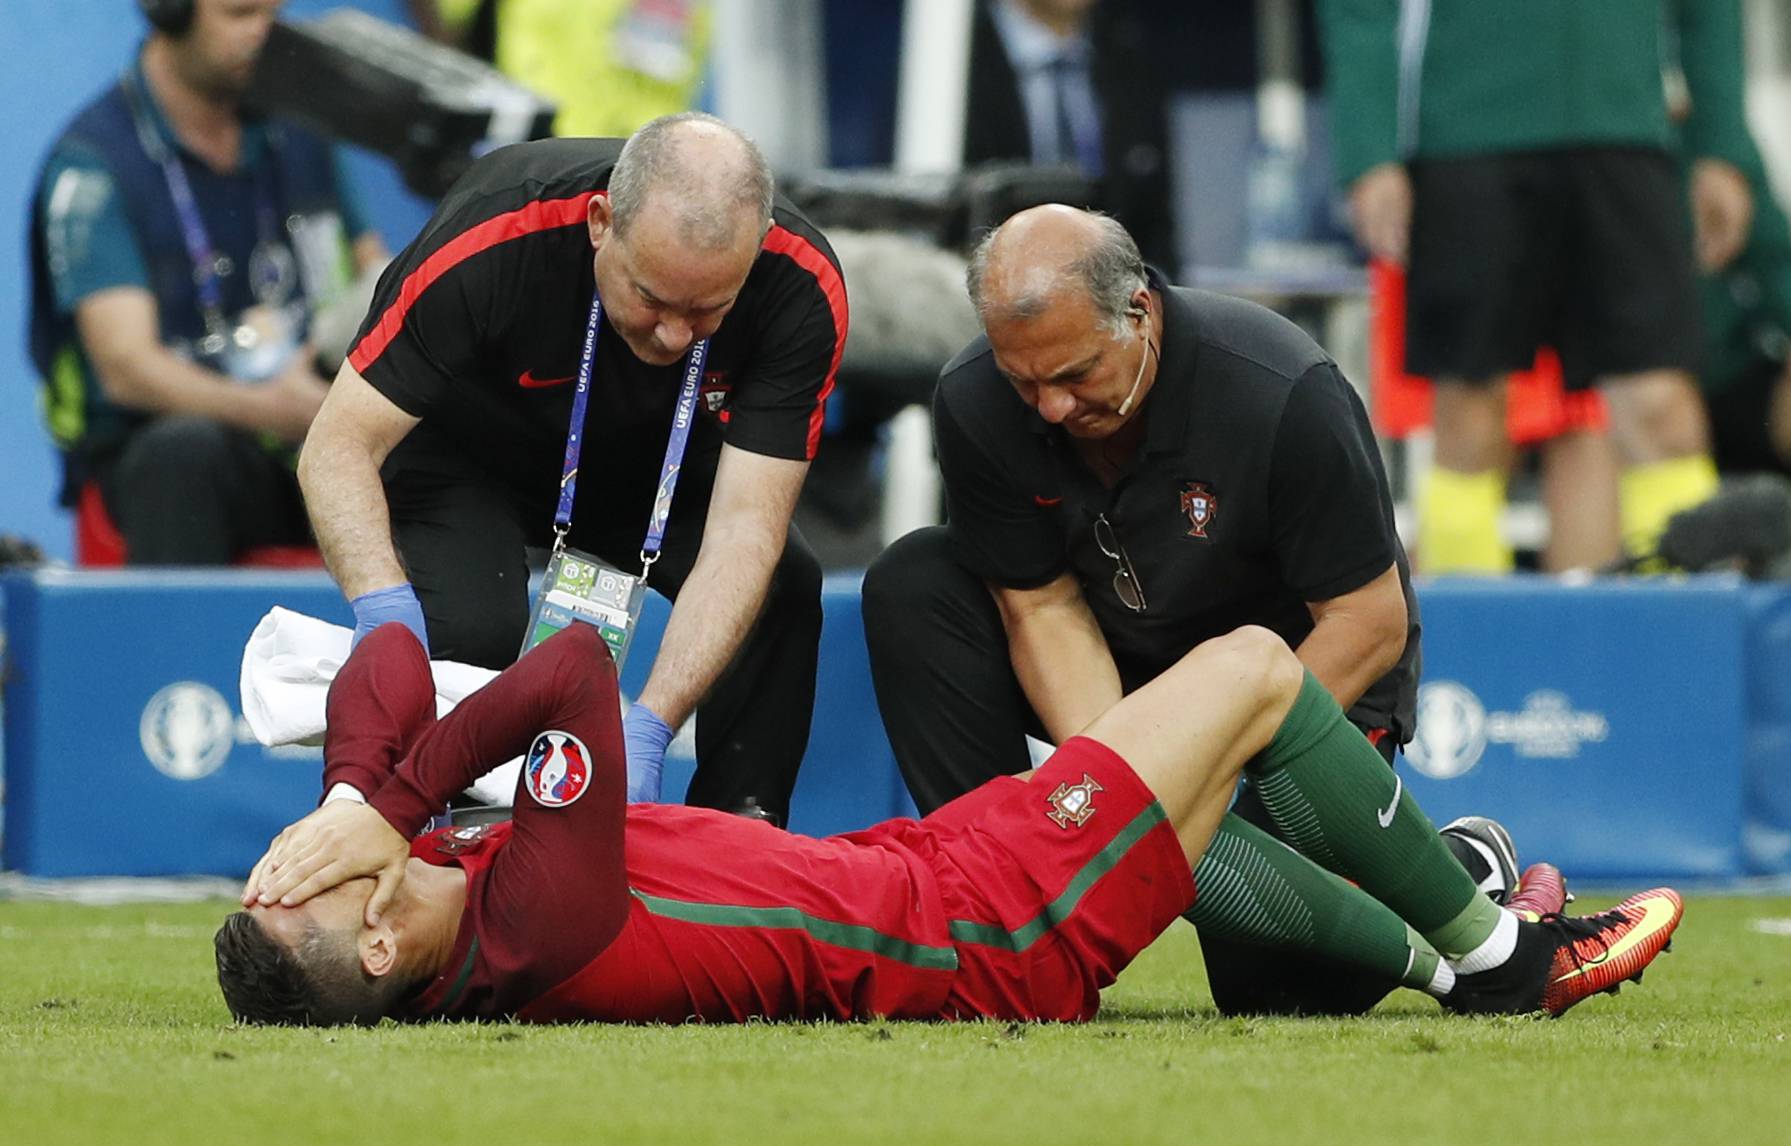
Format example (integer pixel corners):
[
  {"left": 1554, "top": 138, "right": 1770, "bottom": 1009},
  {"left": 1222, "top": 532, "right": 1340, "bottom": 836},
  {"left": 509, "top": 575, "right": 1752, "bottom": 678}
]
[
  {"left": 518, "top": 369, "right": 575, "bottom": 389},
  {"left": 1034, "top": 495, "right": 1063, "bottom": 507},
  {"left": 1550, "top": 894, "right": 1680, "bottom": 984},
  {"left": 1376, "top": 774, "right": 1402, "bottom": 829}
]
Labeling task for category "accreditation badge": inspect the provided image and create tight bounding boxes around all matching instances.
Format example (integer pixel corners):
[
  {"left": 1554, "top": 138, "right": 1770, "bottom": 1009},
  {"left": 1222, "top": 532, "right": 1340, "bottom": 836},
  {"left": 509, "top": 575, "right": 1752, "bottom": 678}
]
[{"left": 520, "top": 547, "right": 646, "bottom": 670}]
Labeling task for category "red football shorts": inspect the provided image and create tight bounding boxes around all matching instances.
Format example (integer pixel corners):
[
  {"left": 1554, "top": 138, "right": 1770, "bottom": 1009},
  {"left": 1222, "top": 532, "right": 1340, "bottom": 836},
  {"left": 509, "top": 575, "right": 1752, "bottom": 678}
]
[{"left": 920, "top": 737, "right": 1196, "bottom": 1022}]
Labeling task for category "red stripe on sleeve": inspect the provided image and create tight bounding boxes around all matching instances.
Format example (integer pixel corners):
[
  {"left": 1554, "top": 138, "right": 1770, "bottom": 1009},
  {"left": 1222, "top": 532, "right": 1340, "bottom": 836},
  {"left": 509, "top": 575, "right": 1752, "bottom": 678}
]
[
  {"left": 348, "top": 192, "right": 599, "bottom": 375},
  {"left": 761, "top": 225, "right": 848, "bottom": 459}
]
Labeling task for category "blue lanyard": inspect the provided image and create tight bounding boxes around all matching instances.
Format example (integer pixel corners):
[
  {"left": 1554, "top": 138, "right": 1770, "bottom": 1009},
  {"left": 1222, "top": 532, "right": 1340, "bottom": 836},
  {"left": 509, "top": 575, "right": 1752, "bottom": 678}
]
[
  {"left": 123, "top": 66, "right": 280, "bottom": 360},
  {"left": 554, "top": 291, "right": 709, "bottom": 582},
  {"left": 157, "top": 152, "right": 231, "bottom": 356}
]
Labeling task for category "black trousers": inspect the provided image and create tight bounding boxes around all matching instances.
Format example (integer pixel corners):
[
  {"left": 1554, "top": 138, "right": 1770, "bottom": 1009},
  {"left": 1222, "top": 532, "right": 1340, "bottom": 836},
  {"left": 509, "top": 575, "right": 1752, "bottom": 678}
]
[
  {"left": 383, "top": 440, "right": 823, "bottom": 825},
  {"left": 96, "top": 415, "right": 312, "bottom": 565},
  {"left": 863, "top": 526, "right": 1401, "bottom": 1016}
]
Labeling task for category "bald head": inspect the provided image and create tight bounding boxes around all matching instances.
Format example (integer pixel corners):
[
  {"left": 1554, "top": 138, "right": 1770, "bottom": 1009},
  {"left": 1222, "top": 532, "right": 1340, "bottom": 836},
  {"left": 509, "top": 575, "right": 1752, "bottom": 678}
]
[
  {"left": 608, "top": 112, "right": 774, "bottom": 251},
  {"left": 967, "top": 205, "right": 1147, "bottom": 337}
]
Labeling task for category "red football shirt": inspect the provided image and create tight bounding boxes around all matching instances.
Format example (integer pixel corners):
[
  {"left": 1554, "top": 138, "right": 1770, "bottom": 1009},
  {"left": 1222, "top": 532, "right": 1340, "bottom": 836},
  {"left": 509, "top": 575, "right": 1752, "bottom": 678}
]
[
  {"left": 329, "top": 625, "right": 1190, "bottom": 1028},
  {"left": 329, "top": 624, "right": 953, "bottom": 1024}
]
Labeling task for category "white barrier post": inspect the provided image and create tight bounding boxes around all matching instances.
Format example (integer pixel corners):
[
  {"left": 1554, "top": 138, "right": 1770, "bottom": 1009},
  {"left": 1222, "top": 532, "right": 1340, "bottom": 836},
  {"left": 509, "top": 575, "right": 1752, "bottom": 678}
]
[{"left": 882, "top": 0, "right": 974, "bottom": 545}]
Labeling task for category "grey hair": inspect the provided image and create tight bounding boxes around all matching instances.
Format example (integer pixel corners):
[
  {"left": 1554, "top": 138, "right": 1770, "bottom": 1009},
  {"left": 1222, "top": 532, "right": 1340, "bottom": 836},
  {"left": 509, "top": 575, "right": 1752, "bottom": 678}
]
[
  {"left": 965, "top": 210, "right": 1147, "bottom": 336},
  {"left": 608, "top": 111, "right": 774, "bottom": 250}
]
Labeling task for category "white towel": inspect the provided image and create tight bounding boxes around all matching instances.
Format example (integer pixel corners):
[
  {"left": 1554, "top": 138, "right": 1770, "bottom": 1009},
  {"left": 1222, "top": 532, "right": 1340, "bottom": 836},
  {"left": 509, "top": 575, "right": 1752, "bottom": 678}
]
[{"left": 239, "top": 607, "right": 520, "bottom": 806}]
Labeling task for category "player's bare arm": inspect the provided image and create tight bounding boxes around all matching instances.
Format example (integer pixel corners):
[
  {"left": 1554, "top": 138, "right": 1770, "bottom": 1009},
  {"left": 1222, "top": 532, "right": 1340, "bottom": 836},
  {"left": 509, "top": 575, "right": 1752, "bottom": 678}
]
[
  {"left": 299, "top": 362, "right": 421, "bottom": 599},
  {"left": 1296, "top": 562, "right": 1407, "bottom": 710},
  {"left": 990, "top": 571, "right": 1124, "bottom": 742},
  {"left": 636, "top": 443, "right": 808, "bottom": 728}
]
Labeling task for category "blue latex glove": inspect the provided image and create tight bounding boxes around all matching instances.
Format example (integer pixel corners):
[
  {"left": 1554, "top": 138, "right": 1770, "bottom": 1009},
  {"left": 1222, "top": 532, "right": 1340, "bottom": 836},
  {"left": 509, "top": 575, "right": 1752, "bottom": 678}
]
[
  {"left": 622, "top": 702, "right": 674, "bottom": 804},
  {"left": 350, "top": 583, "right": 430, "bottom": 653}
]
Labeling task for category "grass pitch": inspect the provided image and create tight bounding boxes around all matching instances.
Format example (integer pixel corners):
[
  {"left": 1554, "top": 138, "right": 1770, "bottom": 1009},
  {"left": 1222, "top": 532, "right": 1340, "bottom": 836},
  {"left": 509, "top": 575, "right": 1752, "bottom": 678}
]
[{"left": 3, "top": 893, "right": 1789, "bottom": 1146}]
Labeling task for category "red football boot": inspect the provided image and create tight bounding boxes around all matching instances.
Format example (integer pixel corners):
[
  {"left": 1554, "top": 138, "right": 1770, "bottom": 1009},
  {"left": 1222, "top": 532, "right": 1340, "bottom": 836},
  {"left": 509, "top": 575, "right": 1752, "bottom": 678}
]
[
  {"left": 1445, "top": 888, "right": 1683, "bottom": 1017},
  {"left": 1504, "top": 863, "right": 1569, "bottom": 922}
]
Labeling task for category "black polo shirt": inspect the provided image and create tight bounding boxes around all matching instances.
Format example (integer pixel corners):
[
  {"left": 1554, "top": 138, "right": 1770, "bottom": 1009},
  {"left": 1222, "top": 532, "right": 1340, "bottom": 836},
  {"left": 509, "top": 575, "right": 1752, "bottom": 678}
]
[
  {"left": 347, "top": 137, "right": 846, "bottom": 521},
  {"left": 934, "top": 273, "right": 1420, "bottom": 739}
]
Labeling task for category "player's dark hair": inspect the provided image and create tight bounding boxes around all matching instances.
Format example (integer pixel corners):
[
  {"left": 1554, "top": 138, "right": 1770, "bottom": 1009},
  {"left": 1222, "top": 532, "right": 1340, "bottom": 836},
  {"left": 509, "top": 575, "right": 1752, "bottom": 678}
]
[{"left": 214, "top": 912, "right": 398, "bottom": 1027}]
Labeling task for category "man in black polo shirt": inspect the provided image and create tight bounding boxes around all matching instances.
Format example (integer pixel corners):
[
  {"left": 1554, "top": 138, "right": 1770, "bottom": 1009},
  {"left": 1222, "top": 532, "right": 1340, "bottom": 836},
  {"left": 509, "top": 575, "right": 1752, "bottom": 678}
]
[
  {"left": 300, "top": 113, "right": 847, "bottom": 825},
  {"left": 864, "top": 205, "right": 1493, "bottom": 1014}
]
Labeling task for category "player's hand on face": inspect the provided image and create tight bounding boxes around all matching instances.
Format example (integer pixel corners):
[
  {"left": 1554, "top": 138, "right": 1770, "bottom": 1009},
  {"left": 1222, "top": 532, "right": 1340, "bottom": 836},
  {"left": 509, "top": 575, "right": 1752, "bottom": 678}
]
[{"left": 245, "top": 800, "right": 411, "bottom": 925}]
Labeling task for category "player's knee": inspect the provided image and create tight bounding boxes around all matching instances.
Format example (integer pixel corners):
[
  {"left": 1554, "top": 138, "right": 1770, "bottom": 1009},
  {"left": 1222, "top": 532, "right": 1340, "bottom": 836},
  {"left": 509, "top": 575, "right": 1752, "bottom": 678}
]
[{"left": 1214, "top": 625, "right": 1302, "bottom": 706}]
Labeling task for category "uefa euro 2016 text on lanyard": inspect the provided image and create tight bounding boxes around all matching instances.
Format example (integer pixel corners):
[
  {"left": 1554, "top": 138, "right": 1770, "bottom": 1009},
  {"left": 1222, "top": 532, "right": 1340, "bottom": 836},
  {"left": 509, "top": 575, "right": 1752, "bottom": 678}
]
[{"left": 519, "top": 289, "right": 709, "bottom": 668}]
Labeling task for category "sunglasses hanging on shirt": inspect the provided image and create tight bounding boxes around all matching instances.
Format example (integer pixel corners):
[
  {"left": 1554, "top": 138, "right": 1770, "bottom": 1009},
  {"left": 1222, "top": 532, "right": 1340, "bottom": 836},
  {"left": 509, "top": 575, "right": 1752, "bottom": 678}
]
[{"left": 1093, "top": 512, "right": 1148, "bottom": 613}]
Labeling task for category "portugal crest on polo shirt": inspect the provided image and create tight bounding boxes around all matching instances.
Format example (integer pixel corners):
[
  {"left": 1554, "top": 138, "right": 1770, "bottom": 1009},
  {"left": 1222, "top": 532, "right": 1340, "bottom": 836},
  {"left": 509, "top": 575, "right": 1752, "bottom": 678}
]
[
  {"left": 1179, "top": 481, "right": 1218, "bottom": 539},
  {"left": 700, "top": 370, "right": 732, "bottom": 419},
  {"left": 1046, "top": 774, "right": 1103, "bottom": 829}
]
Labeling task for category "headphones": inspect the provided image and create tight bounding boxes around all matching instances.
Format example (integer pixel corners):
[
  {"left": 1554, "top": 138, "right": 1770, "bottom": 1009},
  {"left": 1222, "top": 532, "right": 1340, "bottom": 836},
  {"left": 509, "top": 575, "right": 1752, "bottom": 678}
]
[{"left": 139, "top": 0, "right": 197, "bottom": 37}]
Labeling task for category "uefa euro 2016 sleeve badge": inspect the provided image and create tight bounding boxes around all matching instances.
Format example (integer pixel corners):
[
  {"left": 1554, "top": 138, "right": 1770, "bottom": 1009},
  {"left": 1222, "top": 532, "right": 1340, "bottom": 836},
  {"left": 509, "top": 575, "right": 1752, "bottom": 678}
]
[
  {"left": 525, "top": 730, "right": 592, "bottom": 807},
  {"left": 1179, "top": 481, "right": 1218, "bottom": 539},
  {"left": 1046, "top": 774, "right": 1104, "bottom": 829}
]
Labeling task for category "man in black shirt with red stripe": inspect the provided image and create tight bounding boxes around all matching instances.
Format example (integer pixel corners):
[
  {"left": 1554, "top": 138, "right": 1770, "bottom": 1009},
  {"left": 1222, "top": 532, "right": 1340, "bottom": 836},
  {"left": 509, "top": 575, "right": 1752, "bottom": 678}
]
[{"left": 299, "top": 113, "right": 847, "bottom": 823}]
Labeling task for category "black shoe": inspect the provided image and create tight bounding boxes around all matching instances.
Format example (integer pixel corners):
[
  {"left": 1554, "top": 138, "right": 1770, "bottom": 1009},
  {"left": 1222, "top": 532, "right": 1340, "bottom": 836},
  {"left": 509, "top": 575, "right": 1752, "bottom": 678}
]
[{"left": 1440, "top": 815, "right": 1519, "bottom": 905}]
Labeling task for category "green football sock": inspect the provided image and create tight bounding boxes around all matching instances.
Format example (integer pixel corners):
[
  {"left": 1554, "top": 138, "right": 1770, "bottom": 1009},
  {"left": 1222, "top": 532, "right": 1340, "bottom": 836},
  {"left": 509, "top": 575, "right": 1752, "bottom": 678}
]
[
  {"left": 1244, "top": 671, "right": 1504, "bottom": 958},
  {"left": 1186, "top": 812, "right": 1444, "bottom": 990}
]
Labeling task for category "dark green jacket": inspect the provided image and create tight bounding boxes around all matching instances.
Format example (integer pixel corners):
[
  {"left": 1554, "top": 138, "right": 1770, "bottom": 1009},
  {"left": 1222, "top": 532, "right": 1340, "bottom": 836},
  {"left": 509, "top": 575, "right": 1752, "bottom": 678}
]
[{"left": 1318, "top": 0, "right": 1752, "bottom": 187}]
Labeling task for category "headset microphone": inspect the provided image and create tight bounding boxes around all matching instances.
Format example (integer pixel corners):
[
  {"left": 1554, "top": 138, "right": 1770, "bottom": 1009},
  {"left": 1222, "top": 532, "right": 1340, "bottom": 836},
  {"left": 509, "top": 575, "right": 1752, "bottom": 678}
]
[{"left": 1115, "top": 306, "right": 1154, "bottom": 418}]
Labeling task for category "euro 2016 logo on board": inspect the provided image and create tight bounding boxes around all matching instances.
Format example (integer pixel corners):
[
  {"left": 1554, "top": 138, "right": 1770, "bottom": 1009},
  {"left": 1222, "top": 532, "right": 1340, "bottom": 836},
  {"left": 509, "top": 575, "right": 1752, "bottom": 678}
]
[
  {"left": 139, "top": 681, "right": 235, "bottom": 781},
  {"left": 525, "top": 730, "right": 592, "bottom": 807}
]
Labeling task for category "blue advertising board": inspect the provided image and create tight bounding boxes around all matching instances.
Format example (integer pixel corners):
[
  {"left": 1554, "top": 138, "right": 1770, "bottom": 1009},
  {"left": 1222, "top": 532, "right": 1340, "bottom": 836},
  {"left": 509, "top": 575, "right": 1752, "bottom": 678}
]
[
  {"left": 1398, "top": 577, "right": 1750, "bottom": 880},
  {"left": 1, "top": 571, "right": 353, "bottom": 877},
  {"left": 1744, "top": 586, "right": 1791, "bottom": 874},
  {"left": 4, "top": 570, "right": 1787, "bottom": 880}
]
